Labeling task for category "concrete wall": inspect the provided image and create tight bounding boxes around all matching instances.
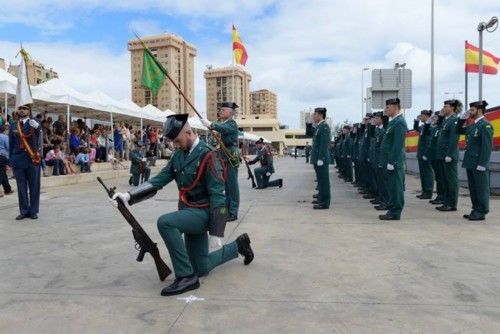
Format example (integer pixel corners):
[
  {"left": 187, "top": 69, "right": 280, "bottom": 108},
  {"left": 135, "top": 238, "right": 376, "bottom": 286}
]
[{"left": 405, "top": 151, "right": 500, "bottom": 195}]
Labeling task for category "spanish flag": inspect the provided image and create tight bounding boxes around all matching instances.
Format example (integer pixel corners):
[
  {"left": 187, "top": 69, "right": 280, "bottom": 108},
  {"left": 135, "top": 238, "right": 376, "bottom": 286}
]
[
  {"left": 465, "top": 41, "right": 500, "bottom": 74},
  {"left": 232, "top": 24, "right": 248, "bottom": 66}
]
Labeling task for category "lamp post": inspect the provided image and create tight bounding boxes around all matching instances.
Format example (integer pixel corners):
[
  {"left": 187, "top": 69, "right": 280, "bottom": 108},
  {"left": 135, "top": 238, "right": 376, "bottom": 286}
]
[
  {"left": 477, "top": 16, "right": 498, "bottom": 101},
  {"left": 444, "top": 91, "right": 464, "bottom": 100},
  {"left": 430, "top": 0, "right": 434, "bottom": 111},
  {"left": 361, "top": 67, "right": 369, "bottom": 119}
]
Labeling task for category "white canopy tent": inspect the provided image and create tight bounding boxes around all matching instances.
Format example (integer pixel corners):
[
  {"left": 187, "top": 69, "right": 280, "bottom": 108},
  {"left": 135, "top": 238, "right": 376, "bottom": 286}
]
[{"left": 0, "top": 68, "right": 18, "bottom": 117}]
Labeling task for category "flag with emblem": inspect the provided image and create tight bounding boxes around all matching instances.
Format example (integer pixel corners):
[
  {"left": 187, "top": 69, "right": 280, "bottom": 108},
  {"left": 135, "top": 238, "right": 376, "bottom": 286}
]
[{"left": 141, "top": 49, "right": 165, "bottom": 96}]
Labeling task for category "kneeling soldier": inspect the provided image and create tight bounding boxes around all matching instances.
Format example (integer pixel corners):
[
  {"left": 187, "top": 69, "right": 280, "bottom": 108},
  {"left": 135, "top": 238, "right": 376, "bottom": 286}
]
[
  {"left": 111, "top": 114, "right": 254, "bottom": 296},
  {"left": 245, "top": 138, "right": 283, "bottom": 189},
  {"left": 129, "top": 140, "right": 150, "bottom": 186}
]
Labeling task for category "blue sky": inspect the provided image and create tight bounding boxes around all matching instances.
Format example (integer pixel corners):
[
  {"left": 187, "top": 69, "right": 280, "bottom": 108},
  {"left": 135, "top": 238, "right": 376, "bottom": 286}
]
[{"left": 1, "top": 0, "right": 499, "bottom": 128}]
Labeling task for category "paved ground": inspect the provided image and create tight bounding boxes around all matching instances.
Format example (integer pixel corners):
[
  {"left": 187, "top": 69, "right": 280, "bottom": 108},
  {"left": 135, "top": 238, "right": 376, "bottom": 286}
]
[{"left": 1, "top": 157, "right": 499, "bottom": 333}]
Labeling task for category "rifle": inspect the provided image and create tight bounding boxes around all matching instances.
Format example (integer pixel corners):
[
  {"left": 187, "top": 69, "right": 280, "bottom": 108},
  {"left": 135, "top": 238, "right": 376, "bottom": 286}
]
[
  {"left": 243, "top": 158, "right": 257, "bottom": 188},
  {"left": 97, "top": 177, "right": 172, "bottom": 281}
]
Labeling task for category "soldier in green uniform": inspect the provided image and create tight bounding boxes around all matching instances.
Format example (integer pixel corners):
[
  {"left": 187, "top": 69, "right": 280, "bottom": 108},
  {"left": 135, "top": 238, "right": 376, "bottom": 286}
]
[
  {"left": 201, "top": 102, "right": 240, "bottom": 221},
  {"left": 341, "top": 125, "right": 353, "bottom": 182},
  {"left": 364, "top": 116, "right": 378, "bottom": 199},
  {"left": 245, "top": 138, "right": 283, "bottom": 189},
  {"left": 358, "top": 115, "right": 371, "bottom": 195},
  {"left": 305, "top": 141, "right": 311, "bottom": 163},
  {"left": 457, "top": 100, "right": 494, "bottom": 221},
  {"left": 426, "top": 111, "right": 446, "bottom": 205},
  {"left": 129, "top": 140, "right": 150, "bottom": 186},
  {"left": 110, "top": 114, "right": 254, "bottom": 296},
  {"left": 379, "top": 98, "right": 407, "bottom": 220},
  {"left": 413, "top": 110, "right": 434, "bottom": 199},
  {"left": 351, "top": 125, "right": 360, "bottom": 186},
  {"left": 310, "top": 107, "right": 331, "bottom": 209},
  {"left": 435, "top": 100, "right": 460, "bottom": 212},
  {"left": 372, "top": 112, "right": 389, "bottom": 211}
]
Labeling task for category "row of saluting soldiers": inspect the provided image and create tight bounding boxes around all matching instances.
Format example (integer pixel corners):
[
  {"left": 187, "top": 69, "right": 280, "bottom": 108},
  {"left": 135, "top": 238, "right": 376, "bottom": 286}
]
[{"left": 331, "top": 98, "right": 493, "bottom": 221}]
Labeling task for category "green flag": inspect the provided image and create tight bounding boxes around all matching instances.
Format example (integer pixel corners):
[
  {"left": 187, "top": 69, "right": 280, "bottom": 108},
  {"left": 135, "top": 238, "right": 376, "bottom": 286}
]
[{"left": 141, "top": 49, "right": 165, "bottom": 96}]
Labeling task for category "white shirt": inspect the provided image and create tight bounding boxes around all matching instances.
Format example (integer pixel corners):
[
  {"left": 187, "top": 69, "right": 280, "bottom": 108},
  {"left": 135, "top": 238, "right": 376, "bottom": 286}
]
[
  {"left": 21, "top": 117, "right": 29, "bottom": 124},
  {"left": 389, "top": 112, "right": 403, "bottom": 121},
  {"left": 188, "top": 137, "right": 200, "bottom": 155},
  {"left": 474, "top": 116, "right": 485, "bottom": 123}
]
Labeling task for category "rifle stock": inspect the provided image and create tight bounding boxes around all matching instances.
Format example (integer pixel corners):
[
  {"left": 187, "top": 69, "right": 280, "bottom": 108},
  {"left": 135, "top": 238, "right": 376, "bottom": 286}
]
[
  {"left": 243, "top": 159, "right": 257, "bottom": 188},
  {"left": 97, "top": 177, "right": 172, "bottom": 281}
]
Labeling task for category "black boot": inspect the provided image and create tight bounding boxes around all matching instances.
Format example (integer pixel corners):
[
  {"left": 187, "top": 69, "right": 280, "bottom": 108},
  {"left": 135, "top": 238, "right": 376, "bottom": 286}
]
[
  {"left": 160, "top": 274, "right": 200, "bottom": 296},
  {"left": 236, "top": 233, "right": 254, "bottom": 265}
]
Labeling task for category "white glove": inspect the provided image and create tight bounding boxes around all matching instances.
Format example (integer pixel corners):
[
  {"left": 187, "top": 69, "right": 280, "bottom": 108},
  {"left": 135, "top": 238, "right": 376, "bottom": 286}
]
[
  {"left": 387, "top": 163, "right": 395, "bottom": 171},
  {"left": 317, "top": 160, "right": 324, "bottom": 167},
  {"left": 367, "top": 158, "right": 370, "bottom": 162},
  {"left": 422, "top": 156, "right": 428, "bottom": 161},
  {"left": 200, "top": 118, "right": 212, "bottom": 128},
  {"left": 209, "top": 236, "right": 222, "bottom": 249},
  {"left": 110, "top": 192, "right": 131, "bottom": 207},
  {"left": 425, "top": 118, "right": 432, "bottom": 124},
  {"left": 141, "top": 158, "right": 147, "bottom": 162},
  {"left": 266, "top": 172, "right": 271, "bottom": 177},
  {"left": 29, "top": 119, "right": 39, "bottom": 128},
  {"left": 460, "top": 110, "right": 471, "bottom": 120},
  {"left": 476, "top": 165, "right": 486, "bottom": 172},
  {"left": 445, "top": 156, "right": 452, "bottom": 163}
]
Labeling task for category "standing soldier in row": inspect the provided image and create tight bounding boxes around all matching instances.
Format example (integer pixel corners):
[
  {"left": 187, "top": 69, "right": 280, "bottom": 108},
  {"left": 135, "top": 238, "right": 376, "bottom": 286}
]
[
  {"left": 351, "top": 124, "right": 360, "bottom": 186},
  {"left": 201, "top": 102, "right": 240, "bottom": 222},
  {"left": 379, "top": 98, "right": 407, "bottom": 220},
  {"left": 305, "top": 141, "right": 311, "bottom": 164},
  {"left": 311, "top": 107, "right": 331, "bottom": 210},
  {"left": 425, "top": 111, "right": 446, "bottom": 205},
  {"left": 414, "top": 109, "right": 434, "bottom": 199},
  {"left": 457, "top": 100, "right": 493, "bottom": 221},
  {"left": 341, "top": 125, "right": 353, "bottom": 182},
  {"left": 435, "top": 100, "right": 460, "bottom": 212},
  {"left": 373, "top": 112, "right": 389, "bottom": 211}
]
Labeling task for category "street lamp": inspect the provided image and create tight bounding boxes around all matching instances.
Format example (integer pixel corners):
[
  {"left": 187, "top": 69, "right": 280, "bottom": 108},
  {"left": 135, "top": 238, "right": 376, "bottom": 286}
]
[
  {"left": 477, "top": 16, "right": 498, "bottom": 100},
  {"left": 444, "top": 91, "right": 464, "bottom": 100},
  {"left": 361, "top": 67, "right": 370, "bottom": 119}
]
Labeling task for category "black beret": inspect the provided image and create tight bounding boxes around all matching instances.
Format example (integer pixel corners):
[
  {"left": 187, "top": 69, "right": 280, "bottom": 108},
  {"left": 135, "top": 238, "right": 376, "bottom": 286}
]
[
  {"left": 420, "top": 109, "right": 432, "bottom": 116},
  {"left": 385, "top": 98, "right": 400, "bottom": 105},
  {"left": 221, "top": 102, "right": 239, "bottom": 109},
  {"left": 469, "top": 100, "right": 488, "bottom": 109},
  {"left": 164, "top": 114, "right": 189, "bottom": 140},
  {"left": 373, "top": 111, "right": 384, "bottom": 117},
  {"left": 365, "top": 112, "right": 373, "bottom": 118}
]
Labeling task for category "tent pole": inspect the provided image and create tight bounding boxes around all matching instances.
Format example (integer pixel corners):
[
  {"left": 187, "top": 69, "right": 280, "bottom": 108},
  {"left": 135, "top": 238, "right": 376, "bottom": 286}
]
[
  {"left": 66, "top": 104, "right": 70, "bottom": 149},
  {"left": 4, "top": 92, "right": 7, "bottom": 118},
  {"left": 140, "top": 112, "right": 143, "bottom": 141},
  {"left": 111, "top": 111, "right": 114, "bottom": 159}
]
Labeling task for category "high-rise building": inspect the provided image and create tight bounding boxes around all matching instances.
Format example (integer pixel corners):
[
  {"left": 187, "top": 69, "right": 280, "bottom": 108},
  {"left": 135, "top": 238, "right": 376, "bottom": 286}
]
[
  {"left": 8, "top": 60, "right": 58, "bottom": 85},
  {"left": 250, "top": 89, "right": 277, "bottom": 119},
  {"left": 299, "top": 108, "right": 332, "bottom": 130},
  {"left": 204, "top": 65, "right": 251, "bottom": 121},
  {"left": 128, "top": 33, "right": 196, "bottom": 114}
]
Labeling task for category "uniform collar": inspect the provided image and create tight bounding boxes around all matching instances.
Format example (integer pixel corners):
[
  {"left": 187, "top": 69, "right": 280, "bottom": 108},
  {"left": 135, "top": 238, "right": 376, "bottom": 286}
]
[
  {"left": 188, "top": 137, "right": 200, "bottom": 155},
  {"left": 317, "top": 119, "right": 325, "bottom": 125},
  {"left": 21, "top": 117, "right": 29, "bottom": 124},
  {"left": 389, "top": 112, "right": 403, "bottom": 121},
  {"left": 474, "top": 115, "right": 485, "bottom": 123}
]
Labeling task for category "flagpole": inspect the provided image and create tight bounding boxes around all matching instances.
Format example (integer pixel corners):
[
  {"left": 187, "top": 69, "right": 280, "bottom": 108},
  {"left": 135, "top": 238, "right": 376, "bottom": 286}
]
[
  {"left": 465, "top": 40, "right": 468, "bottom": 107},
  {"left": 430, "top": 0, "right": 435, "bottom": 111}
]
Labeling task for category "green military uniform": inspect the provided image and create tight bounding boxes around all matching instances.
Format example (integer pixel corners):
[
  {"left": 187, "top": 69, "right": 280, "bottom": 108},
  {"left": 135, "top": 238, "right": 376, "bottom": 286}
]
[
  {"left": 374, "top": 123, "right": 388, "bottom": 206},
  {"left": 358, "top": 123, "right": 371, "bottom": 191},
  {"left": 380, "top": 111, "right": 407, "bottom": 219},
  {"left": 435, "top": 113, "right": 459, "bottom": 210},
  {"left": 351, "top": 127, "right": 360, "bottom": 184},
  {"left": 305, "top": 144, "right": 311, "bottom": 163},
  {"left": 248, "top": 143, "right": 282, "bottom": 189},
  {"left": 211, "top": 118, "right": 240, "bottom": 219},
  {"left": 457, "top": 101, "right": 494, "bottom": 220},
  {"left": 413, "top": 115, "right": 434, "bottom": 198},
  {"left": 341, "top": 129, "right": 353, "bottom": 182},
  {"left": 366, "top": 124, "right": 378, "bottom": 197},
  {"left": 129, "top": 146, "right": 150, "bottom": 186},
  {"left": 426, "top": 115, "right": 445, "bottom": 203},
  {"left": 311, "top": 115, "right": 331, "bottom": 209}
]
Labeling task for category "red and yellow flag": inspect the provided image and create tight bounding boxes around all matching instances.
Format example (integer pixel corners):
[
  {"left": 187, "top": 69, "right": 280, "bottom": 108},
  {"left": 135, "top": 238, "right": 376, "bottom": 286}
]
[
  {"left": 232, "top": 24, "right": 248, "bottom": 66},
  {"left": 465, "top": 41, "right": 500, "bottom": 74}
]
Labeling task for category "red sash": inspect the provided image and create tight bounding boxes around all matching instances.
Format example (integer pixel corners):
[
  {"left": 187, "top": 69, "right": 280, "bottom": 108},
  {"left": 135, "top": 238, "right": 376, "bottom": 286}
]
[{"left": 16, "top": 121, "right": 41, "bottom": 165}]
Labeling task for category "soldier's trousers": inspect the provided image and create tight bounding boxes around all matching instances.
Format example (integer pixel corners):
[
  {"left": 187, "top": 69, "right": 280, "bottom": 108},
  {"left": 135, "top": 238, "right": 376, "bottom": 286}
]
[
  {"left": 254, "top": 167, "right": 280, "bottom": 188},
  {"left": 369, "top": 165, "right": 378, "bottom": 194},
  {"left": 440, "top": 160, "right": 458, "bottom": 208},
  {"left": 353, "top": 160, "right": 359, "bottom": 183},
  {"left": 385, "top": 167, "right": 404, "bottom": 218},
  {"left": 225, "top": 164, "right": 240, "bottom": 217},
  {"left": 466, "top": 168, "right": 489, "bottom": 216},
  {"left": 344, "top": 158, "right": 353, "bottom": 180},
  {"left": 417, "top": 158, "right": 434, "bottom": 194},
  {"left": 131, "top": 168, "right": 151, "bottom": 186},
  {"left": 431, "top": 159, "right": 445, "bottom": 201},
  {"left": 157, "top": 208, "right": 239, "bottom": 278},
  {"left": 13, "top": 164, "right": 41, "bottom": 216},
  {"left": 375, "top": 167, "right": 388, "bottom": 204},
  {"left": 314, "top": 164, "right": 331, "bottom": 207}
]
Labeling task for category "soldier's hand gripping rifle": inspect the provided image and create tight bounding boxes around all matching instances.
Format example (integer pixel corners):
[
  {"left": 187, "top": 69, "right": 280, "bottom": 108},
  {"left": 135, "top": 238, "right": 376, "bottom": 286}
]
[
  {"left": 97, "top": 177, "right": 171, "bottom": 281},
  {"left": 243, "top": 158, "right": 256, "bottom": 188}
]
